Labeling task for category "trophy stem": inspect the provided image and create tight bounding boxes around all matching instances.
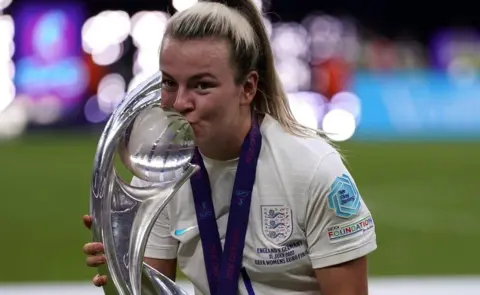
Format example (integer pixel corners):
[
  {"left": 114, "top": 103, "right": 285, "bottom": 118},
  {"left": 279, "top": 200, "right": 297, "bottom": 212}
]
[
  {"left": 128, "top": 164, "right": 199, "bottom": 295},
  {"left": 101, "top": 172, "right": 132, "bottom": 295}
]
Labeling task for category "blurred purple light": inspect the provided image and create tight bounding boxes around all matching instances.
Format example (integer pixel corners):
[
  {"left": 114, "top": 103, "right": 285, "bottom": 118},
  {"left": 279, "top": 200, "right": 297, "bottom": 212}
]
[
  {"left": 84, "top": 96, "right": 110, "bottom": 124},
  {"left": 13, "top": 3, "right": 87, "bottom": 124}
]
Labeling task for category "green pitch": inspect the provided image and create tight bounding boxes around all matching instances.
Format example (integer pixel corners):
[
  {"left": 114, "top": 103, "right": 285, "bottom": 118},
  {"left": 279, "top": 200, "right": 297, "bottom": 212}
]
[{"left": 1, "top": 134, "right": 478, "bottom": 282}]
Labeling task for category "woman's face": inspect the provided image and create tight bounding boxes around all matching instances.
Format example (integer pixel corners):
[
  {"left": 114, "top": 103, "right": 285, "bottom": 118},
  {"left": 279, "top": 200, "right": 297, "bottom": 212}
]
[{"left": 159, "top": 37, "right": 257, "bottom": 146}]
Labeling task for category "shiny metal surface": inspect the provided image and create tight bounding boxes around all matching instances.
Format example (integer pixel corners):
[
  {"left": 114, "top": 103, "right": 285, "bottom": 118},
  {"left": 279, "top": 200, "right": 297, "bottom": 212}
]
[{"left": 90, "top": 72, "right": 197, "bottom": 295}]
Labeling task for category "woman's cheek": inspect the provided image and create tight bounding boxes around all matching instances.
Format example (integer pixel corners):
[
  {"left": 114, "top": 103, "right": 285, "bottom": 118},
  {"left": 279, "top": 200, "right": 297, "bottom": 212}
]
[{"left": 160, "top": 90, "right": 176, "bottom": 107}]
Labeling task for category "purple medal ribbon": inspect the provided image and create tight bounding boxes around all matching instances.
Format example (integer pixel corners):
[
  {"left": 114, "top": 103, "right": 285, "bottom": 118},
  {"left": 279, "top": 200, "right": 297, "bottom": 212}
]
[{"left": 190, "top": 116, "right": 262, "bottom": 295}]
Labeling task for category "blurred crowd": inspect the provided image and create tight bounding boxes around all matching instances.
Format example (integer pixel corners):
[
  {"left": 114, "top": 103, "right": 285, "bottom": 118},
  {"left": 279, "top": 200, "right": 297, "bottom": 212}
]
[{"left": 0, "top": 0, "right": 479, "bottom": 141}]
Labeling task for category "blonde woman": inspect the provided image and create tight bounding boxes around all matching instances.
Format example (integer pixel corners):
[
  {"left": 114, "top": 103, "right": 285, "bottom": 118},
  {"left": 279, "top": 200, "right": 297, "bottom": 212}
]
[{"left": 83, "top": 1, "right": 377, "bottom": 294}]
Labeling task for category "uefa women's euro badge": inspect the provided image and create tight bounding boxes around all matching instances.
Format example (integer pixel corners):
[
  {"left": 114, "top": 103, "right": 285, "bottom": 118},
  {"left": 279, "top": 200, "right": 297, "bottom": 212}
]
[
  {"left": 90, "top": 72, "right": 198, "bottom": 295},
  {"left": 327, "top": 174, "right": 361, "bottom": 218}
]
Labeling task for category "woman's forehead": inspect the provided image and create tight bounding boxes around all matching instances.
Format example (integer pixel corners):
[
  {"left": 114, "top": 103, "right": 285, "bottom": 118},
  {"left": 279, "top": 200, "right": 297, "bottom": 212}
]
[{"left": 160, "top": 38, "right": 234, "bottom": 77}]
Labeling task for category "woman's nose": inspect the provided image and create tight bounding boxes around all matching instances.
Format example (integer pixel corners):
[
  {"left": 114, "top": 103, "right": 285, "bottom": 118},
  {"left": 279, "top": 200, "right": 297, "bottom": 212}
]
[{"left": 172, "top": 89, "right": 194, "bottom": 115}]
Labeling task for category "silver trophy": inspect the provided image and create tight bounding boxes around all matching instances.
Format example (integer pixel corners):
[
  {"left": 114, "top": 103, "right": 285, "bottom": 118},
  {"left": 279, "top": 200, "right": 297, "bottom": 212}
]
[{"left": 90, "top": 72, "right": 198, "bottom": 295}]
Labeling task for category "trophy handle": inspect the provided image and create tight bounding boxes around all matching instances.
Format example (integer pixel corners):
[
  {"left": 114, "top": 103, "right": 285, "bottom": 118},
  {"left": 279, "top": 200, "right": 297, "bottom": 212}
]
[{"left": 126, "top": 164, "right": 199, "bottom": 295}]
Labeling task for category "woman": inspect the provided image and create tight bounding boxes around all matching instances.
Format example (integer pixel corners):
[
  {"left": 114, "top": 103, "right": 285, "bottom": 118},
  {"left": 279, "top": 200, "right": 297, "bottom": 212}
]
[{"left": 82, "top": 1, "right": 377, "bottom": 294}]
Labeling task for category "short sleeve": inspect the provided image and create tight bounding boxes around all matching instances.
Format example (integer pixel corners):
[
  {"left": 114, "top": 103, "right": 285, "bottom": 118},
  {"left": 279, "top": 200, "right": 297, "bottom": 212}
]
[
  {"left": 130, "top": 177, "right": 179, "bottom": 259},
  {"left": 305, "top": 152, "right": 377, "bottom": 269}
]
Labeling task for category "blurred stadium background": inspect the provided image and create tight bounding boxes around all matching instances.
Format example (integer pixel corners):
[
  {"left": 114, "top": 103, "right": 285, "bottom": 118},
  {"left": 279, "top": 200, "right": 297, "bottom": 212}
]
[{"left": 1, "top": 0, "right": 479, "bottom": 294}]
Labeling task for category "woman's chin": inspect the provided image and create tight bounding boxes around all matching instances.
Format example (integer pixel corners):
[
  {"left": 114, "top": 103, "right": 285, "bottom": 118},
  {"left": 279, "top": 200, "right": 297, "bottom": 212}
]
[{"left": 191, "top": 125, "right": 204, "bottom": 144}]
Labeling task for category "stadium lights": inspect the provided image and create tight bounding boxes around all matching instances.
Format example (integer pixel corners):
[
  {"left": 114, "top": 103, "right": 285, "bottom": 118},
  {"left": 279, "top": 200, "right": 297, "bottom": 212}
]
[
  {"left": 81, "top": 10, "right": 131, "bottom": 66},
  {"left": 172, "top": 0, "right": 198, "bottom": 12},
  {"left": 287, "top": 92, "right": 322, "bottom": 130},
  {"left": 0, "top": 0, "right": 12, "bottom": 10},
  {"left": 0, "top": 14, "right": 15, "bottom": 114},
  {"left": 129, "top": 11, "right": 168, "bottom": 92},
  {"left": 271, "top": 23, "right": 311, "bottom": 92},
  {"left": 322, "top": 109, "right": 356, "bottom": 141},
  {"left": 0, "top": 99, "right": 28, "bottom": 140}
]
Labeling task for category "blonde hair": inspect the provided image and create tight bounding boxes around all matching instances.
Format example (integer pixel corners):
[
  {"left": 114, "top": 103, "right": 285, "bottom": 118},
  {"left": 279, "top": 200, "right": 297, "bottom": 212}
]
[{"left": 163, "top": 0, "right": 325, "bottom": 138}]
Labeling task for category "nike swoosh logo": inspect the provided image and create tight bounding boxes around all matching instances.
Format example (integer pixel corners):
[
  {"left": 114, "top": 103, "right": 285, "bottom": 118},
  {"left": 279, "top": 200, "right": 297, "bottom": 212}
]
[{"left": 174, "top": 226, "right": 197, "bottom": 236}]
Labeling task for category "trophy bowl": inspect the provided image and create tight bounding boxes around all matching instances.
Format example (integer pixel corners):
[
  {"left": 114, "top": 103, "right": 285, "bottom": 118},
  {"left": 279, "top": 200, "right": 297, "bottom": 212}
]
[{"left": 119, "top": 106, "right": 196, "bottom": 184}]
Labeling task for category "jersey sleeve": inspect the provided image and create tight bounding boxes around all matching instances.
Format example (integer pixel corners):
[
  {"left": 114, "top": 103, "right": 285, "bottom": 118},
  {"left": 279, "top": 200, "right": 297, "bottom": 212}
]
[
  {"left": 305, "top": 152, "right": 377, "bottom": 269},
  {"left": 130, "top": 177, "right": 179, "bottom": 259}
]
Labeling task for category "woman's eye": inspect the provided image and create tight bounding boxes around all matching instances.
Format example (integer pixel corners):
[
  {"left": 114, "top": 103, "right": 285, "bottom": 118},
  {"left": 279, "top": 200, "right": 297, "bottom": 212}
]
[
  {"left": 197, "top": 82, "right": 214, "bottom": 90},
  {"left": 161, "top": 80, "right": 175, "bottom": 88}
]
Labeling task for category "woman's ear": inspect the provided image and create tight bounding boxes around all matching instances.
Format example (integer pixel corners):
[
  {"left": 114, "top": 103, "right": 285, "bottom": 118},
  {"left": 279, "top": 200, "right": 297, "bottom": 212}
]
[{"left": 240, "top": 70, "right": 259, "bottom": 106}]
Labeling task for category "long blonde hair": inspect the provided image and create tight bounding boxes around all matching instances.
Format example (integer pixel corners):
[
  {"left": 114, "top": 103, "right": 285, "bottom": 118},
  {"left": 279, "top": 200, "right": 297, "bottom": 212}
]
[{"left": 163, "top": 0, "right": 324, "bottom": 138}]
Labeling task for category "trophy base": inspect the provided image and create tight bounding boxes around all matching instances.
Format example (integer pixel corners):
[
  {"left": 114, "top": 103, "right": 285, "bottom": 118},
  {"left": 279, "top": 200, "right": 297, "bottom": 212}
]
[{"left": 101, "top": 261, "right": 188, "bottom": 295}]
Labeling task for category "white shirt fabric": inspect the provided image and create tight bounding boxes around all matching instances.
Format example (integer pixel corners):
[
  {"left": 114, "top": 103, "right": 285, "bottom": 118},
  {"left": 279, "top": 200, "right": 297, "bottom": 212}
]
[{"left": 133, "top": 114, "right": 377, "bottom": 295}]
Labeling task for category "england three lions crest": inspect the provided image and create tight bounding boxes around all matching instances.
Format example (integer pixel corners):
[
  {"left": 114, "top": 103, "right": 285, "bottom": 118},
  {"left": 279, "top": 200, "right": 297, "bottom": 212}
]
[{"left": 261, "top": 205, "right": 293, "bottom": 244}]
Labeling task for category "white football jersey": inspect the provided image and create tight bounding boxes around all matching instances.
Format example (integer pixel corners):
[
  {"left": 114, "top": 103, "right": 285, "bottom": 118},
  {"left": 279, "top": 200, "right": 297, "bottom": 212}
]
[{"left": 134, "top": 114, "right": 377, "bottom": 295}]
